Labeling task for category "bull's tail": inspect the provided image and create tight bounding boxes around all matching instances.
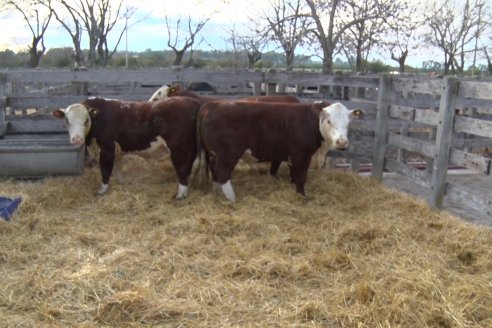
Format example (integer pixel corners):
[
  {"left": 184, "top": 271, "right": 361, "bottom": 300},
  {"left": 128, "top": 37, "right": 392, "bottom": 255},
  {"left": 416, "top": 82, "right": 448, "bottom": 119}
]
[{"left": 193, "top": 110, "right": 209, "bottom": 187}]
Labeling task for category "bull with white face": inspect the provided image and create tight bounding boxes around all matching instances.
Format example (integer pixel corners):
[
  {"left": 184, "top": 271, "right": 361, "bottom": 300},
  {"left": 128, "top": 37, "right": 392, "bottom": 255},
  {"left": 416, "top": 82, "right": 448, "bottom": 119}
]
[
  {"left": 53, "top": 97, "right": 202, "bottom": 199},
  {"left": 149, "top": 85, "right": 172, "bottom": 102},
  {"left": 197, "top": 101, "right": 364, "bottom": 202}
]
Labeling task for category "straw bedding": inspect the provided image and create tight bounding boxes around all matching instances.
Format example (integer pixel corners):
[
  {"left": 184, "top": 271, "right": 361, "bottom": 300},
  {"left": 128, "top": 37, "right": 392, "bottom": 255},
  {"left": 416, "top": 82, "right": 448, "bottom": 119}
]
[{"left": 0, "top": 158, "right": 491, "bottom": 327}]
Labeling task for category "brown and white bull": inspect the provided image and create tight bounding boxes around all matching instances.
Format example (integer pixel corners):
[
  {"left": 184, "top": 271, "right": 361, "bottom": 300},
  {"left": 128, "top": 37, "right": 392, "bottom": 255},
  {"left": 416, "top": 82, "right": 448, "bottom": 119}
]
[
  {"left": 198, "top": 101, "right": 363, "bottom": 202},
  {"left": 53, "top": 96, "right": 201, "bottom": 198},
  {"left": 150, "top": 84, "right": 307, "bottom": 175}
]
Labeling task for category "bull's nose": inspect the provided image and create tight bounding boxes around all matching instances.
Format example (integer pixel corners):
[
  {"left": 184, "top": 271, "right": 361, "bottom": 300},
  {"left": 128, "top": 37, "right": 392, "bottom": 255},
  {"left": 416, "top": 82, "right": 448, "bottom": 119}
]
[
  {"left": 71, "top": 136, "right": 85, "bottom": 145},
  {"left": 335, "top": 139, "right": 348, "bottom": 150}
]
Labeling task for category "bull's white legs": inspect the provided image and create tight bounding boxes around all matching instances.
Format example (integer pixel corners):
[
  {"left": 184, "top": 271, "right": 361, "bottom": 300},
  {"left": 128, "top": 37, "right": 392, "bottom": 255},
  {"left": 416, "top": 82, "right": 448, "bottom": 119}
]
[
  {"left": 176, "top": 184, "right": 189, "bottom": 200},
  {"left": 97, "top": 183, "right": 109, "bottom": 195},
  {"left": 221, "top": 180, "right": 236, "bottom": 203}
]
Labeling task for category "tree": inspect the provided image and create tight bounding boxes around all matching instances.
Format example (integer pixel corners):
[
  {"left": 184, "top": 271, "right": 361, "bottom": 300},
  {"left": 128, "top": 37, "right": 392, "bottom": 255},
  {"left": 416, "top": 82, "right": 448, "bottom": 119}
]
[
  {"left": 306, "top": 0, "right": 393, "bottom": 73},
  {"left": 387, "top": 17, "right": 421, "bottom": 73},
  {"left": 49, "top": 1, "right": 85, "bottom": 67},
  {"left": 424, "top": 0, "right": 489, "bottom": 75},
  {"left": 227, "top": 23, "right": 270, "bottom": 69},
  {"left": 335, "top": 0, "right": 410, "bottom": 73},
  {"left": 165, "top": 13, "right": 209, "bottom": 67},
  {"left": 2, "top": 0, "right": 53, "bottom": 68},
  {"left": 261, "top": 0, "right": 312, "bottom": 70},
  {"left": 51, "top": 0, "right": 135, "bottom": 67}
]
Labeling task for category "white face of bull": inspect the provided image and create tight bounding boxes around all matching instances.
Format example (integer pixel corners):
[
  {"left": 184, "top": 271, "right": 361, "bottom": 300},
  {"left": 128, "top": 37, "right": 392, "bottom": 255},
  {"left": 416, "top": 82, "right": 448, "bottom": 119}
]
[
  {"left": 319, "top": 103, "right": 362, "bottom": 150},
  {"left": 149, "top": 85, "right": 171, "bottom": 102},
  {"left": 53, "top": 104, "right": 91, "bottom": 146}
]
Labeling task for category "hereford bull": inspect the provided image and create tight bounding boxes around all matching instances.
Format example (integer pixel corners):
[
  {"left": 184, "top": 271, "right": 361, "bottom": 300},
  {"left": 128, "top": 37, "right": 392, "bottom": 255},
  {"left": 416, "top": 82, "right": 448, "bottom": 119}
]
[
  {"left": 150, "top": 84, "right": 304, "bottom": 175},
  {"left": 198, "top": 101, "right": 363, "bottom": 202},
  {"left": 52, "top": 96, "right": 201, "bottom": 198}
]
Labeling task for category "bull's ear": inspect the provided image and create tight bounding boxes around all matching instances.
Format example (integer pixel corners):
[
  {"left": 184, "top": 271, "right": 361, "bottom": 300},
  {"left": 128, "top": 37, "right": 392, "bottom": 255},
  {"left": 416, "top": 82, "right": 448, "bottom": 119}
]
[
  {"left": 351, "top": 109, "right": 364, "bottom": 119},
  {"left": 319, "top": 109, "right": 330, "bottom": 124},
  {"left": 89, "top": 108, "right": 100, "bottom": 118},
  {"left": 52, "top": 109, "right": 66, "bottom": 119},
  {"left": 312, "top": 100, "right": 330, "bottom": 112}
]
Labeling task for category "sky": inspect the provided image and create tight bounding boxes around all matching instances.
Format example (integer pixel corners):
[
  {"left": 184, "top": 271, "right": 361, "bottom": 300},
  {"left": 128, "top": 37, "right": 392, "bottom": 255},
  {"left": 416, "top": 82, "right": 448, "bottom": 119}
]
[
  {"left": 0, "top": 0, "right": 268, "bottom": 51},
  {"left": 0, "top": 0, "right": 485, "bottom": 69}
]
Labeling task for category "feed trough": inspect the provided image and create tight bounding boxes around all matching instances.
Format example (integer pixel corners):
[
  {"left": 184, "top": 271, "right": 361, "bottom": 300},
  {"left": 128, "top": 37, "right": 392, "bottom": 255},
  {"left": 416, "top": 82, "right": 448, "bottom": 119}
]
[{"left": 0, "top": 114, "right": 85, "bottom": 178}]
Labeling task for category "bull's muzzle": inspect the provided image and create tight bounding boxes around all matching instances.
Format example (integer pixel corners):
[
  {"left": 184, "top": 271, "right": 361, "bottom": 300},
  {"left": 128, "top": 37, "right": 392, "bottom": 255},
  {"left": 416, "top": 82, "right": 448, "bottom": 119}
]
[
  {"left": 70, "top": 135, "right": 85, "bottom": 145},
  {"left": 335, "top": 139, "right": 348, "bottom": 150}
]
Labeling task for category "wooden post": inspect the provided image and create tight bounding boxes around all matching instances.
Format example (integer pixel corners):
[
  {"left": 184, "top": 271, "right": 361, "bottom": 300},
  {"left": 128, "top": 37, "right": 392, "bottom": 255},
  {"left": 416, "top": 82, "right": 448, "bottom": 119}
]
[
  {"left": 71, "top": 82, "right": 88, "bottom": 96},
  {"left": 319, "top": 85, "right": 330, "bottom": 98},
  {"left": 277, "top": 83, "right": 286, "bottom": 93},
  {"left": 426, "top": 126, "right": 437, "bottom": 173},
  {"left": 350, "top": 158, "right": 360, "bottom": 172},
  {"left": 464, "top": 107, "right": 477, "bottom": 153},
  {"left": 333, "top": 85, "right": 342, "bottom": 99},
  {"left": 0, "top": 73, "right": 5, "bottom": 122},
  {"left": 252, "top": 82, "right": 262, "bottom": 95},
  {"left": 371, "top": 74, "right": 392, "bottom": 181},
  {"left": 266, "top": 83, "right": 276, "bottom": 96},
  {"left": 343, "top": 85, "right": 349, "bottom": 100},
  {"left": 429, "top": 77, "right": 459, "bottom": 209},
  {"left": 295, "top": 83, "right": 303, "bottom": 96}
]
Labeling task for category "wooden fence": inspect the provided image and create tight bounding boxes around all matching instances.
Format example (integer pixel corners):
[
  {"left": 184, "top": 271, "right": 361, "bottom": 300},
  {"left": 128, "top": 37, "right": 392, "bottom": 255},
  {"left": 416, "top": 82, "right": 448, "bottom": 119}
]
[
  {"left": 0, "top": 69, "right": 490, "bottom": 217},
  {"left": 371, "top": 75, "right": 492, "bottom": 217}
]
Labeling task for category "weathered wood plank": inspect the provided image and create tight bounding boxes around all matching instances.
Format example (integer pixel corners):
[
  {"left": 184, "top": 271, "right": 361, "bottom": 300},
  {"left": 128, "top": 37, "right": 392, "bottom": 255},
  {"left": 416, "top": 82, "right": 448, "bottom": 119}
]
[
  {"left": 458, "top": 80, "right": 492, "bottom": 100},
  {"left": 7, "top": 117, "right": 67, "bottom": 134},
  {"left": 446, "top": 182, "right": 492, "bottom": 217},
  {"left": 429, "top": 77, "right": 459, "bottom": 209},
  {"left": 449, "top": 149, "right": 491, "bottom": 174},
  {"left": 6, "top": 94, "right": 155, "bottom": 109},
  {"left": 451, "top": 136, "right": 492, "bottom": 148},
  {"left": 384, "top": 158, "right": 432, "bottom": 188},
  {"left": 371, "top": 74, "right": 391, "bottom": 181},
  {"left": 265, "top": 72, "right": 380, "bottom": 88},
  {"left": 388, "top": 105, "right": 440, "bottom": 127},
  {"left": 388, "top": 132, "right": 435, "bottom": 158},
  {"left": 390, "top": 93, "right": 440, "bottom": 108},
  {"left": 389, "top": 105, "right": 415, "bottom": 121},
  {"left": 414, "top": 108, "right": 439, "bottom": 126},
  {"left": 454, "top": 116, "right": 492, "bottom": 138},
  {"left": 1, "top": 69, "right": 266, "bottom": 86},
  {"left": 392, "top": 77, "right": 443, "bottom": 96}
]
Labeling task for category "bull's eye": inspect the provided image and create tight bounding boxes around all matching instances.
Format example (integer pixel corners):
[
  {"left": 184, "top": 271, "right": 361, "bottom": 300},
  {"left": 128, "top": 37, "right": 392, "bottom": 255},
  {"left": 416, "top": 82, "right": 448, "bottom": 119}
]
[{"left": 85, "top": 119, "right": 89, "bottom": 126}]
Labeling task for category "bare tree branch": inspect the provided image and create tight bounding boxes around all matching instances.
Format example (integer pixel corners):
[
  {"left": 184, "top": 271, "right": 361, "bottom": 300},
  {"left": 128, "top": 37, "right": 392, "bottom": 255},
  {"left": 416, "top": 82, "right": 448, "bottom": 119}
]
[
  {"left": 165, "top": 12, "right": 210, "bottom": 66},
  {"left": 3, "top": 0, "right": 53, "bottom": 68}
]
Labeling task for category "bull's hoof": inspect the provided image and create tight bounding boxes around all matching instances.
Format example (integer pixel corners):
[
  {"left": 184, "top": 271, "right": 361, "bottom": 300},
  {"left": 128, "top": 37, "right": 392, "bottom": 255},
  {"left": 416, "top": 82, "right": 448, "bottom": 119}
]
[
  {"left": 96, "top": 184, "right": 109, "bottom": 196},
  {"left": 175, "top": 184, "right": 189, "bottom": 200}
]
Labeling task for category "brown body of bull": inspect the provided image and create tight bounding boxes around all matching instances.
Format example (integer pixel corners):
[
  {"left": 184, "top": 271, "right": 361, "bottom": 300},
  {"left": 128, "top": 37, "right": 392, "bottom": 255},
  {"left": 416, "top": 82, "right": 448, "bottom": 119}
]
[
  {"left": 198, "top": 101, "right": 324, "bottom": 200},
  {"left": 160, "top": 87, "right": 302, "bottom": 175},
  {"left": 82, "top": 96, "right": 201, "bottom": 197}
]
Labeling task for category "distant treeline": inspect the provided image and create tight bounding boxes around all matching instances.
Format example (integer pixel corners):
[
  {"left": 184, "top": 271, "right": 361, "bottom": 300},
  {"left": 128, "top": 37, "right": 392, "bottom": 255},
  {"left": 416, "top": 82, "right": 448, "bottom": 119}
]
[{"left": 0, "top": 47, "right": 442, "bottom": 74}]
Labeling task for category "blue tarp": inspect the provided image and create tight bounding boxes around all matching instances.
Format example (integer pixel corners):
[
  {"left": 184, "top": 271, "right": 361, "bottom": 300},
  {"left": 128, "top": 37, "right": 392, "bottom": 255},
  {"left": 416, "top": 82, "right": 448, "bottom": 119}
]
[{"left": 0, "top": 197, "right": 22, "bottom": 221}]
